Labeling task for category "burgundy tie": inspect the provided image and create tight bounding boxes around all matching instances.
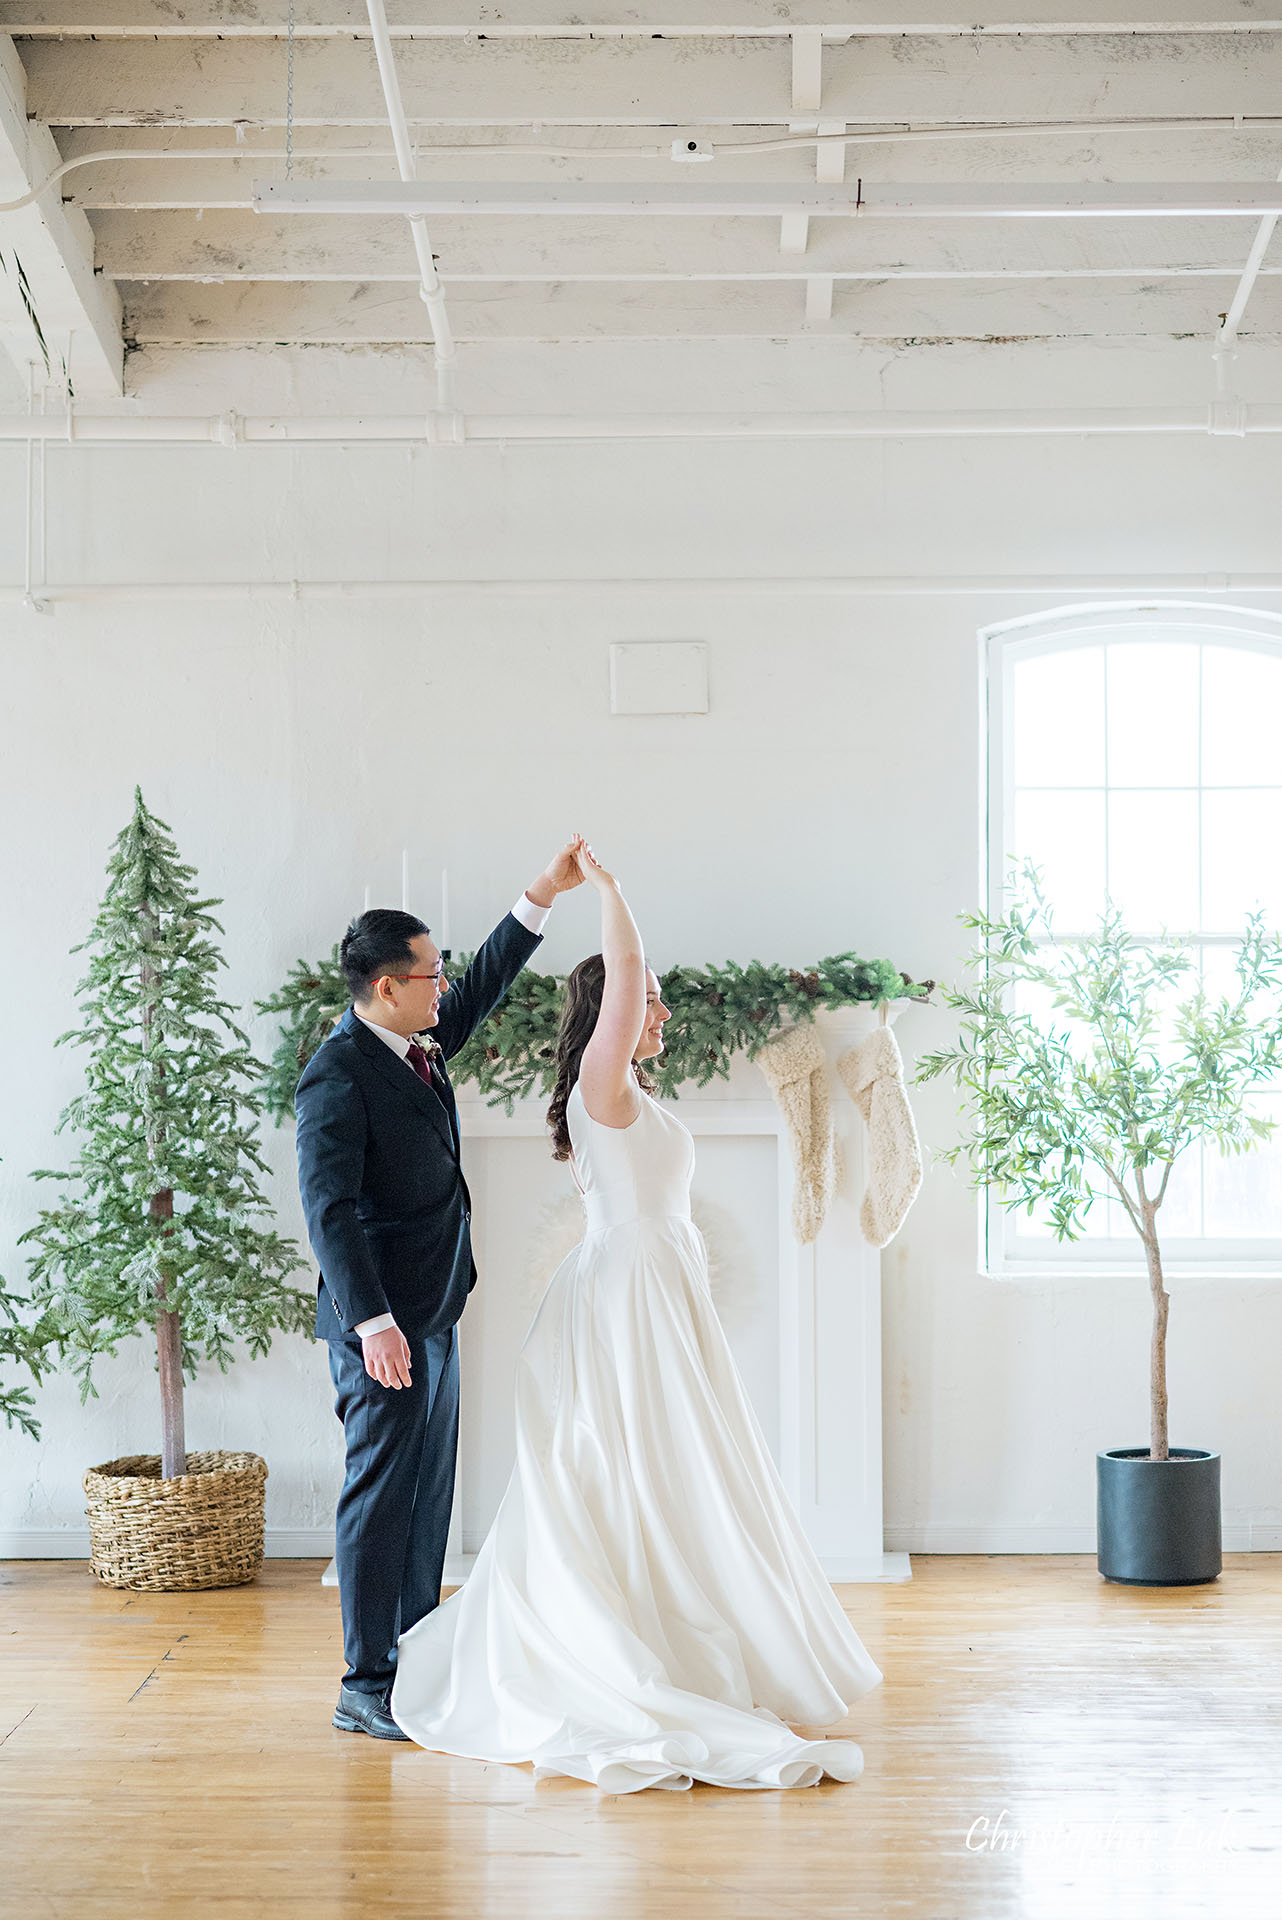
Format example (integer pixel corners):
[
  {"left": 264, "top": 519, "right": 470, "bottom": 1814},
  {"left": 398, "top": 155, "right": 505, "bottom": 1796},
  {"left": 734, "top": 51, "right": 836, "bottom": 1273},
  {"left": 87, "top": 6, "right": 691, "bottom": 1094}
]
[{"left": 405, "top": 1041, "right": 438, "bottom": 1090}]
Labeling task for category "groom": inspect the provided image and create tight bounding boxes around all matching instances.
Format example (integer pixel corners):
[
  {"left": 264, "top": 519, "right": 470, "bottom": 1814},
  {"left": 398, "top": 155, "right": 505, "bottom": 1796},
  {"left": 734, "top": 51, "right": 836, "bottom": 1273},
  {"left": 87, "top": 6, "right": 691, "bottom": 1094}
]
[{"left": 296, "top": 840, "right": 583, "bottom": 1739}]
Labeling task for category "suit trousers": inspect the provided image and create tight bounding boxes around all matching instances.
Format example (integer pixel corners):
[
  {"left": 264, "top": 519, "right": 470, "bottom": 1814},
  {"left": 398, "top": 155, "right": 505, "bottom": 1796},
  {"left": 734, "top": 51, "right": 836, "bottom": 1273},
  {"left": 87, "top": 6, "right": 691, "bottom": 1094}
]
[{"left": 327, "top": 1323, "right": 460, "bottom": 1695}]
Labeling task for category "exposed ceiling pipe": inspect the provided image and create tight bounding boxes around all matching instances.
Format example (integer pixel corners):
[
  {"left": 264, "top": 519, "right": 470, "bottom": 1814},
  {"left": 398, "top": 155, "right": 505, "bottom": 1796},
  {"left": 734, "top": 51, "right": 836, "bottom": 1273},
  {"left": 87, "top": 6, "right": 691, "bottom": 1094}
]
[
  {"left": 7, "top": 580, "right": 1282, "bottom": 612},
  {"left": 4, "top": 406, "right": 1282, "bottom": 445},
  {"left": 363, "top": 0, "right": 457, "bottom": 421},
  {"left": 1207, "top": 162, "right": 1282, "bottom": 436},
  {"left": 1216, "top": 180, "right": 1282, "bottom": 344}
]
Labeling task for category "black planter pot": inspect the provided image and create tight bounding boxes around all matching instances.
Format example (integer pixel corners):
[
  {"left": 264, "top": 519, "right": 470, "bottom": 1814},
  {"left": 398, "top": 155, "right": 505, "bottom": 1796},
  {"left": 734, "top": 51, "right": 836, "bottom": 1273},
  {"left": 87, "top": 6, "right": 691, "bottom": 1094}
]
[{"left": 1096, "top": 1447, "right": 1221, "bottom": 1585}]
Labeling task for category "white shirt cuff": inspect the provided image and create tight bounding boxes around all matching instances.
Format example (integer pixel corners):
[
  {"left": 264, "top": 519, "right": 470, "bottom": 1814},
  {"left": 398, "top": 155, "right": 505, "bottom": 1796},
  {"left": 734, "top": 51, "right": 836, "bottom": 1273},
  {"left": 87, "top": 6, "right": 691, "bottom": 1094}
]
[
  {"left": 511, "top": 891, "right": 552, "bottom": 936},
  {"left": 354, "top": 1312, "right": 398, "bottom": 1338}
]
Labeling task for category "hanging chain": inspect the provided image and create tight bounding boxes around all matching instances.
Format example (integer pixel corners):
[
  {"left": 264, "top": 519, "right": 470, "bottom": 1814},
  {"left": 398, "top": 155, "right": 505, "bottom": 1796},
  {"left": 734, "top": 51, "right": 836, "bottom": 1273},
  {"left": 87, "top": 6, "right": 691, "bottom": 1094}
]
[{"left": 285, "top": 0, "right": 296, "bottom": 180}]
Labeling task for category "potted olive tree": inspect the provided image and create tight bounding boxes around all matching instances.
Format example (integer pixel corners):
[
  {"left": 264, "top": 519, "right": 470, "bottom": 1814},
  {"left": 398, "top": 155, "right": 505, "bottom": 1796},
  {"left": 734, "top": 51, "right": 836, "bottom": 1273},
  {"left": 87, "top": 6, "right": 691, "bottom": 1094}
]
[
  {"left": 915, "top": 863, "right": 1282, "bottom": 1585},
  {"left": 22, "top": 790, "right": 312, "bottom": 1591}
]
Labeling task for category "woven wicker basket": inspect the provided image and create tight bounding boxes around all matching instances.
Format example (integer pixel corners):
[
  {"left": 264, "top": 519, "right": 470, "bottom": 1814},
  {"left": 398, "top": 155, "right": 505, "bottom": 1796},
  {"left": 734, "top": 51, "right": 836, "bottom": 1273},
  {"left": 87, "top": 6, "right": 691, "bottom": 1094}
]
[{"left": 83, "top": 1450, "right": 268, "bottom": 1592}]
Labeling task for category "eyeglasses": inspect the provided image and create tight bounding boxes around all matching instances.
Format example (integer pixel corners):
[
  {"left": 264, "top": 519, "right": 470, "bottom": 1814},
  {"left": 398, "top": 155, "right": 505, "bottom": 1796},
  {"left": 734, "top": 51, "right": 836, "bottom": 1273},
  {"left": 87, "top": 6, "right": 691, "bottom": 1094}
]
[{"left": 384, "top": 966, "right": 445, "bottom": 983}]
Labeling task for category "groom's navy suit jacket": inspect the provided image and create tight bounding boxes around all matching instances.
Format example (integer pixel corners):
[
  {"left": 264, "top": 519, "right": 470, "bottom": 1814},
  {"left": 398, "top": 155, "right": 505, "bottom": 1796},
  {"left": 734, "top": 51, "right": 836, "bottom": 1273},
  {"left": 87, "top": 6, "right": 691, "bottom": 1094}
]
[{"left": 295, "top": 911, "right": 543, "bottom": 1342}]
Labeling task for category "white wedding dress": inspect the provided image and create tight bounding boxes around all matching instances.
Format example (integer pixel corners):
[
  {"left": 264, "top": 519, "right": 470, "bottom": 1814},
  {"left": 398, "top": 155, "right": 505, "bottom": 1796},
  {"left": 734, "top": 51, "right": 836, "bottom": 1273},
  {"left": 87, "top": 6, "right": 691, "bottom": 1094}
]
[{"left": 390, "top": 1079, "right": 883, "bottom": 1792}]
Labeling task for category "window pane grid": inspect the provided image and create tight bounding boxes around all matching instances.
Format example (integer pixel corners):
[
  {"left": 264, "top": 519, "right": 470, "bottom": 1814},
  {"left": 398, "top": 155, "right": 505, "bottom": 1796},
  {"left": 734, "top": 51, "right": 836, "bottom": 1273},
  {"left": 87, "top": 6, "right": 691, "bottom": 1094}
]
[
  {"left": 1102, "top": 646, "right": 1111, "bottom": 918},
  {"left": 992, "top": 621, "right": 1282, "bottom": 1271}
]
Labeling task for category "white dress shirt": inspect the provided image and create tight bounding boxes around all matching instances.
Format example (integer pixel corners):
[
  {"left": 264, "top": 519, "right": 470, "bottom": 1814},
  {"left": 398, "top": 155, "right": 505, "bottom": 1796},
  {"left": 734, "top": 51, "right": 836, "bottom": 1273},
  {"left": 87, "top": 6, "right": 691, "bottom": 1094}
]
[{"left": 353, "top": 891, "right": 552, "bottom": 1339}]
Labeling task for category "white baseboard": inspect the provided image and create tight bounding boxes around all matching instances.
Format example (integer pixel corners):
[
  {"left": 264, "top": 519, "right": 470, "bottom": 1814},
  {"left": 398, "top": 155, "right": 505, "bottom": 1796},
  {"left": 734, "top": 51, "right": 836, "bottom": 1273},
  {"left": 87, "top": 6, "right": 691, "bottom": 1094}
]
[
  {"left": 823, "top": 1552, "right": 913, "bottom": 1583},
  {"left": 266, "top": 1530, "right": 337, "bottom": 1558},
  {"left": 6, "top": 1526, "right": 1280, "bottom": 1563}
]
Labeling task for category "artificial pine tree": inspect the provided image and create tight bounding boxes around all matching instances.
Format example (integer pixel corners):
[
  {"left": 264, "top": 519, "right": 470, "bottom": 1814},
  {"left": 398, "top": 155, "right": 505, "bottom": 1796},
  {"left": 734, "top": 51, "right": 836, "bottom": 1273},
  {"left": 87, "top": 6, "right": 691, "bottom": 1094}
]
[
  {"left": 22, "top": 790, "right": 311, "bottom": 1478},
  {"left": 0, "top": 1241, "right": 56, "bottom": 1439},
  {"left": 0, "top": 1324, "right": 40, "bottom": 1436}
]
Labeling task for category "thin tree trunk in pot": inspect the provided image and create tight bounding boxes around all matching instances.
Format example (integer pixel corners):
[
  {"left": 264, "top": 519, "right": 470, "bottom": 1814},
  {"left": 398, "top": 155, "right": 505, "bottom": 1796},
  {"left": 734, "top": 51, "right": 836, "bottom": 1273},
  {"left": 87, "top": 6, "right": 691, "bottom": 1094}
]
[
  {"left": 1141, "top": 1203, "right": 1170, "bottom": 1463},
  {"left": 155, "top": 1263, "right": 186, "bottom": 1480},
  {"left": 141, "top": 901, "right": 186, "bottom": 1478}
]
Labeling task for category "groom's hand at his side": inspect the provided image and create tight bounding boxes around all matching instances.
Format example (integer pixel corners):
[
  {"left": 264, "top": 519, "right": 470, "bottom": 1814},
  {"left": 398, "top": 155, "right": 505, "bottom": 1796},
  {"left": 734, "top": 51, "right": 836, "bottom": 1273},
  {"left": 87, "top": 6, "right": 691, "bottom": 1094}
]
[{"left": 362, "top": 1325, "right": 413, "bottom": 1389}]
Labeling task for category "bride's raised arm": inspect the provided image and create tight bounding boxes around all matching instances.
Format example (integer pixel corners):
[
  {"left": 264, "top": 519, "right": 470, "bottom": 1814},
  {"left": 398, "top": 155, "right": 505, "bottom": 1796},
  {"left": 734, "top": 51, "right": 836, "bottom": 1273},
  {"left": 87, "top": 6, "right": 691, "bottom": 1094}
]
[{"left": 575, "top": 844, "right": 648, "bottom": 1128}]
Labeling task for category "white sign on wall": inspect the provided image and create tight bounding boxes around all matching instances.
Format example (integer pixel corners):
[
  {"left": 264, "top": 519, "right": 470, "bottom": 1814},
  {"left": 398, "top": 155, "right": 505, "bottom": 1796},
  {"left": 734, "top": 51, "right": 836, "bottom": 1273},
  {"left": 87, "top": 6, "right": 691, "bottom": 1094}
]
[{"left": 609, "top": 641, "right": 710, "bottom": 715}]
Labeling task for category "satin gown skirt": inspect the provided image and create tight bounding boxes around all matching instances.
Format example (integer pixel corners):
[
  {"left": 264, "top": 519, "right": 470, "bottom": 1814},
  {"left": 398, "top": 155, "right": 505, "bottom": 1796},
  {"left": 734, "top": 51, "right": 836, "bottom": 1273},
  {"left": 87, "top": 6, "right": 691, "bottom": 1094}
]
[{"left": 390, "top": 1083, "right": 883, "bottom": 1793}]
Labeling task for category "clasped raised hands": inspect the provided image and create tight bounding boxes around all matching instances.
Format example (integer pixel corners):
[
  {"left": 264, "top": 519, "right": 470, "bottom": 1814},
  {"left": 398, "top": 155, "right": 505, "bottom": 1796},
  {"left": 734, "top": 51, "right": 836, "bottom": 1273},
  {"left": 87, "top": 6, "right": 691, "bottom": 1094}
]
[{"left": 574, "top": 838, "right": 618, "bottom": 892}]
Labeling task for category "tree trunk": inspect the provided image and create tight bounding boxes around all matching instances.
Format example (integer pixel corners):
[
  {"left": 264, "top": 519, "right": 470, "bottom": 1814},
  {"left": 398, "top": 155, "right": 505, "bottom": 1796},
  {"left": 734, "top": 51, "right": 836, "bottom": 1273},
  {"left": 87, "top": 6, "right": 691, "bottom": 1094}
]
[
  {"left": 1141, "top": 1207, "right": 1170, "bottom": 1462},
  {"left": 140, "top": 901, "right": 186, "bottom": 1477},
  {"left": 153, "top": 1197, "right": 186, "bottom": 1480}
]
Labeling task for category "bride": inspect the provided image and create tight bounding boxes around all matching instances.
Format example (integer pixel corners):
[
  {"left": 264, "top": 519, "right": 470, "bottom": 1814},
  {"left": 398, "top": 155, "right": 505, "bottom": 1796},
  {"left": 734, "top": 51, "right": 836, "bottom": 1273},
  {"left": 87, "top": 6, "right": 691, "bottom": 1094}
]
[{"left": 390, "top": 843, "right": 883, "bottom": 1791}]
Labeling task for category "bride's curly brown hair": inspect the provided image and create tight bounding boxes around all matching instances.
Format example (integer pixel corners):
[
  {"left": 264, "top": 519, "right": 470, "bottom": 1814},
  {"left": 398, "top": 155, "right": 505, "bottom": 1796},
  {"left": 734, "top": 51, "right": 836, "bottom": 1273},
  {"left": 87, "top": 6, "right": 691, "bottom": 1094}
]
[{"left": 546, "top": 953, "right": 657, "bottom": 1161}]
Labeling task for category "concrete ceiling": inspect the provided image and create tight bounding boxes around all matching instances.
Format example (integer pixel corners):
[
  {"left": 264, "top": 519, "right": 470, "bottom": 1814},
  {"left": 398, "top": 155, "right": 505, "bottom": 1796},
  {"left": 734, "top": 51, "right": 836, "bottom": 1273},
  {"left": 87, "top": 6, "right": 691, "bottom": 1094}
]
[{"left": 1, "top": 5, "right": 1281, "bottom": 400}]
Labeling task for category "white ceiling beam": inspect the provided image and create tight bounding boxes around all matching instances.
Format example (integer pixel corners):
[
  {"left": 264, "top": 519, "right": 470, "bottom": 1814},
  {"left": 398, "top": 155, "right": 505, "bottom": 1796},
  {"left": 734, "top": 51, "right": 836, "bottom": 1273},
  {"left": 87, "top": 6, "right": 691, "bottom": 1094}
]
[
  {"left": 253, "top": 179, "right": 1282, "bottom": 215},
  {"left": 27, "top": 35, "right": 789, "bottom": 129},
  {"left": 23, "top": 32, "right": 1282, "bottom": 129},
  {"left": 117, "top": 274, "right": 1282, "bottom": 342},
  {"left": 781, "top": 30, "right": 822, "bottom": 252},
  {"left": 94, "top": 208, "right": 1277, "bottom": 278},
  {"left": 779, "top": 210, "right": 809, "bottom": 252},
  {"left": 9, "top": 3, "right": 1281, "bottom": 35},
  {"left": 804, "top": 273, "right": 834, "bottom": 319},
  {"left": 791, "top": 29, "right": 824, "bottom": 113},
  {"left": 815, "top": 118, "right": 846, "bottom": 183},
  {"left": 0, "top": 36, "right": 122, "bottom": 395},
  {"left": 47, "top": 336, "right": 1280, "bottom": 431}
]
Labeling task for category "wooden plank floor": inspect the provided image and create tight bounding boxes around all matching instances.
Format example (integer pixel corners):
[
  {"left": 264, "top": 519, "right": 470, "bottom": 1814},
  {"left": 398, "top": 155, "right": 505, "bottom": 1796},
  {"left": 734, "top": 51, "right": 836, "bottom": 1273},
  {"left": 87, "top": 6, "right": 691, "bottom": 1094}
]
[{"left": 2, "top": 1555, "right": 1279, "bottom": 1919}]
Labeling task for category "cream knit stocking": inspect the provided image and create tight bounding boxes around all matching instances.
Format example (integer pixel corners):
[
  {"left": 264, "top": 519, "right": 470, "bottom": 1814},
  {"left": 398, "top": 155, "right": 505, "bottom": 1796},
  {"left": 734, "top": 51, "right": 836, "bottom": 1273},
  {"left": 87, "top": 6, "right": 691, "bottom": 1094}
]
[
  {"left": 836, "top": 1024, "right": 923, "bottom": 1248},
  {"left": 755, "top": 1023, "right": 837, "bottom": 1245}
]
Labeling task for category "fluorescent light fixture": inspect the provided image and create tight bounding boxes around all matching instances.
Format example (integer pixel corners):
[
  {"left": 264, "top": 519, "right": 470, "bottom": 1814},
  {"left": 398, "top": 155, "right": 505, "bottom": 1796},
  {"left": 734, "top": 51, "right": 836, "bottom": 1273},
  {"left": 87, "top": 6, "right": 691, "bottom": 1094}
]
[{"left": 251, "top": 180, "right": 1282, "bottom": 219}]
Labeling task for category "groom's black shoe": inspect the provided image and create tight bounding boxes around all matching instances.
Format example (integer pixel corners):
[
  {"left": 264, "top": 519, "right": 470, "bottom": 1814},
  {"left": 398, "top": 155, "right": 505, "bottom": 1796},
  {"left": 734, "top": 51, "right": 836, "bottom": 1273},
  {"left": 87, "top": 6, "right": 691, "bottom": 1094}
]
[{"left": 332, "top": 1684, "right": 411, "bottom": 1741}]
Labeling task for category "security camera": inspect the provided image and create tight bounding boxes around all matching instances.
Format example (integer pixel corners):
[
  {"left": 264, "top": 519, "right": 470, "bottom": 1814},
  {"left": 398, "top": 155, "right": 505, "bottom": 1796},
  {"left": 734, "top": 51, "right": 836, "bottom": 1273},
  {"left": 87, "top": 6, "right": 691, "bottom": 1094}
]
[{"left": 670, "top": 139, "right": 715, "bottom": 163}]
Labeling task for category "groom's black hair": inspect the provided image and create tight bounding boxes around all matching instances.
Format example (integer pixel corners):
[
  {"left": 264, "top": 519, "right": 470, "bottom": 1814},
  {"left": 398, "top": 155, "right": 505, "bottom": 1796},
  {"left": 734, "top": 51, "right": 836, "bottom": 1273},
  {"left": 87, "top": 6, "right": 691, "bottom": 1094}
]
[{"left": 341, "top": 908, "right": 431, "bottom": 1003}]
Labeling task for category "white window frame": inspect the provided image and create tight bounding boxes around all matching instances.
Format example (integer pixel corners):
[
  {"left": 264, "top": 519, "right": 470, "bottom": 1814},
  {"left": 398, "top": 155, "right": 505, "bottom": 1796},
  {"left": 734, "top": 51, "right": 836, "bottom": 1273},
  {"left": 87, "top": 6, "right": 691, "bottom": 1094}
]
[{"left": 982, "top": 599, "right": 1282, "bottom": 1282}]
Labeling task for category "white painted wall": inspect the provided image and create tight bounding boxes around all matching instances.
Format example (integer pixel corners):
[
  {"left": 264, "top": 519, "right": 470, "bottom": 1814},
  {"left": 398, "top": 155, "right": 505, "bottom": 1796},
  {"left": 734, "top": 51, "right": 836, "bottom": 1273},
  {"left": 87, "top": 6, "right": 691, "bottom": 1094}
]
[{"left": 3, "top": 337, "right": 1281, "bottom": 1558}]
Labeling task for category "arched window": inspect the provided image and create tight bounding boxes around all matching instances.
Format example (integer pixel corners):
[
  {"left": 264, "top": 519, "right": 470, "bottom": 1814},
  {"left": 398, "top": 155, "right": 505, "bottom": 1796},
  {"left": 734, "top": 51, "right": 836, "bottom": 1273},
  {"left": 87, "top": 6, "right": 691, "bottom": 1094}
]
[{"left": 984, "top": 605, "right": 1282, "bottom": 1277}]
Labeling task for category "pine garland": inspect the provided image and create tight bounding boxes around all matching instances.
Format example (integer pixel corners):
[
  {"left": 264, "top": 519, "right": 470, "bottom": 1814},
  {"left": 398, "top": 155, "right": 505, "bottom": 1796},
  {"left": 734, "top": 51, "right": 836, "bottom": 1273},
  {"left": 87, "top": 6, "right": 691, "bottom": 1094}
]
[
  {"left": 21, "top": 791, "right": 312, "bottom": 1460},
  {"left": 259, "top": 944, "right": 934, "bottom": 1120},
  {"left": 258, "top": 946, "right": 348, "bottom": 1124}
]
